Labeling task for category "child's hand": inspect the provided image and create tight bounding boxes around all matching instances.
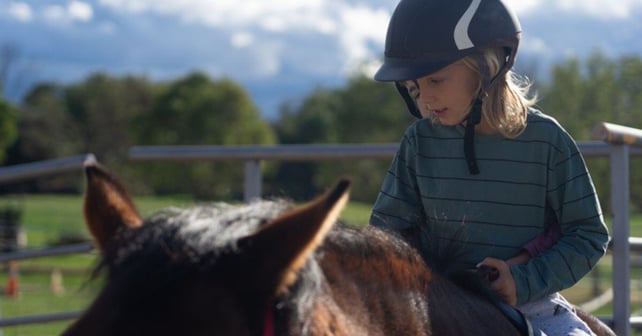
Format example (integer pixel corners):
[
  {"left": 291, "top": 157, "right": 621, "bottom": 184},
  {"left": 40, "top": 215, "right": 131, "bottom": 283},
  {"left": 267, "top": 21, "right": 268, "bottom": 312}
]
[{"left": 477, "top": 257, "right": 517, "bottom": 306}]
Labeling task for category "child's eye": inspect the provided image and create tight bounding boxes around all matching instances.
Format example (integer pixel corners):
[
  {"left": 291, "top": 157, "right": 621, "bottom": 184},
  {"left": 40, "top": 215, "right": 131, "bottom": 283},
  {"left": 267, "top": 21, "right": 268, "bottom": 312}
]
[{"left": 430, "top": 78, "right": 443, "bottom": 84}]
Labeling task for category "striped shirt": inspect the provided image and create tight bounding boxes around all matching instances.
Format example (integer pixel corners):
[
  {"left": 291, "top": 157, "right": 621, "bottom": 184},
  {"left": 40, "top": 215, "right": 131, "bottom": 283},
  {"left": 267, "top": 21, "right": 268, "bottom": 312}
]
[{"left": 370, "top": 108, "right": 610, "bottom": 305}]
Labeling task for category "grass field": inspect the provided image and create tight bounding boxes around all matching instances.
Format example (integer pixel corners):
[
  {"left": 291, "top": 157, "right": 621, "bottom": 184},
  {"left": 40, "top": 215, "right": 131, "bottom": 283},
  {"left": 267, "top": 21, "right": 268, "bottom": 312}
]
[
  {"left": 0, "top": 194, "right": 640, "bottom": 335},
  {"left": 0, "top": 194, "right": 195, "bottom": 335}
]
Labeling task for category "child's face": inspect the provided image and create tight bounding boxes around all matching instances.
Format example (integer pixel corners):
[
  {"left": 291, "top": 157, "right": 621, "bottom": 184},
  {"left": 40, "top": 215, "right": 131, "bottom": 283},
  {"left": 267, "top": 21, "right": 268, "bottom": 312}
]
[{"left": 403, "top": 61, "right": 479, "bottom": 125}]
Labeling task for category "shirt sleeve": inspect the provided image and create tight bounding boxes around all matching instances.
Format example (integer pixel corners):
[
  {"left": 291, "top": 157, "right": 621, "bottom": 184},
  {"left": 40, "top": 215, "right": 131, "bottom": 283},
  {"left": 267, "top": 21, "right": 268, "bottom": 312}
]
[
  {"left": 510, "top": 129, "right": 610, "bottom": 305},
  {"left": 370, "top": 128, "right": 425, "bottom": 233}
]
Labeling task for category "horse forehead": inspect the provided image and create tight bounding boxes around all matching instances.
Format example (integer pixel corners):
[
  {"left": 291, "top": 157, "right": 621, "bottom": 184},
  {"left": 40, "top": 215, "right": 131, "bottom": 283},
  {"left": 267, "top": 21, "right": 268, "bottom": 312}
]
[{"left": 151, "top": 200, "right": 292, "bottom": 246}]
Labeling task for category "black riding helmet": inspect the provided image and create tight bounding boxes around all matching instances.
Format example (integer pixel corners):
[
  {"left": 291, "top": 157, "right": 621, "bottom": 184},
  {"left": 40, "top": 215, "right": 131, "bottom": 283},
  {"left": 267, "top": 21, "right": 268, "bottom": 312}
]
[{"left": 375, "top": 0, "right": 521, "bottom": 174}]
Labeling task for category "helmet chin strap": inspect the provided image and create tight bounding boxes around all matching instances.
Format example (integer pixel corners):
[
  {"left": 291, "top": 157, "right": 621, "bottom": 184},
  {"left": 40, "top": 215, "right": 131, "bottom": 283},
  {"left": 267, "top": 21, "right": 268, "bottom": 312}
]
[
  {"left": 395, "top": 81, "right": 422, "bottom": 119},
  {"left": 464, "top": 98, "right": 483, "bottom": 175},
  {"left": 463, "top": 51, "right": 505, "bottom": 175}
]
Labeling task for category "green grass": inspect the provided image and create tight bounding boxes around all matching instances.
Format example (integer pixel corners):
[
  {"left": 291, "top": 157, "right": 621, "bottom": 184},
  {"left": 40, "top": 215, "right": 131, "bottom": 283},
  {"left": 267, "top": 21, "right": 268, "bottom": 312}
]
[
  {"left": 0, "top": 194, "right": 195, "bottom": 335},
  {"left": 0, "top": 194, "right": 640, "bottom": 335},
  {"left": 3, "top": 194, "right": 194, "bottom": 248}
]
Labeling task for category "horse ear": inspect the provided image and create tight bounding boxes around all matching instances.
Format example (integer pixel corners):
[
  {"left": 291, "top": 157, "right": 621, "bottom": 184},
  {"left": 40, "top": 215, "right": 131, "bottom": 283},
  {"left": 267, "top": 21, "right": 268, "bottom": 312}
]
[
  {"left": 240, "top": 179, "right": 351, "bottom": 296},
  {"left": 83, "top": 162, "right": 142, "bottom": 251}
]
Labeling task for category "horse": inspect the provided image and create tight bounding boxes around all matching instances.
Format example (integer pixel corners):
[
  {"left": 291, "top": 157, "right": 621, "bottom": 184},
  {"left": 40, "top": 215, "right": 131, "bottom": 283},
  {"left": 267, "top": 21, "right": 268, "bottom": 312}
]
[{"left": 63, "top": 163, "right": 614, "bottom": 336}]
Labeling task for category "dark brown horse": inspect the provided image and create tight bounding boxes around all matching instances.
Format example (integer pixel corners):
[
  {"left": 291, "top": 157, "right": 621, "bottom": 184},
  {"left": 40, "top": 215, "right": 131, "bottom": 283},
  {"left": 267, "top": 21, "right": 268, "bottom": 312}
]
[{"left": 63, "top": 163, "right": 613, "bottom": 336}]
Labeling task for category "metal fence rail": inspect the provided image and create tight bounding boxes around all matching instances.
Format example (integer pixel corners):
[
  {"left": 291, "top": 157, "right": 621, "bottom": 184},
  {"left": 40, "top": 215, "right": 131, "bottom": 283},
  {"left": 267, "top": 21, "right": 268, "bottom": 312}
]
[
  {"left": 0, "top": 311, "right": 82, "bottom": 328},
  {"left": 129, "top": 141, "right": 642, "bottom": 201},
  {"left": 0, "top": 243, "right": 93, "bottom": 263},
  {"left": 0, "top": 154, "right": 96, "bottom": 185}
]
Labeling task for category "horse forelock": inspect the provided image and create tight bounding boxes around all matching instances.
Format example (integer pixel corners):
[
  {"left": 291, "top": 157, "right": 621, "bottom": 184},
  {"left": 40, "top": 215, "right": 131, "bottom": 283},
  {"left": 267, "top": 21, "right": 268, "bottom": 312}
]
[
  {"left": 103, "top": 200, "right": 291, "bottom": 265},
  {"left": 88, "top": 199, "right": 296, "bottom": 305},
  {"left": 172, "top": 200, "right": 293, "bottom": 256}
]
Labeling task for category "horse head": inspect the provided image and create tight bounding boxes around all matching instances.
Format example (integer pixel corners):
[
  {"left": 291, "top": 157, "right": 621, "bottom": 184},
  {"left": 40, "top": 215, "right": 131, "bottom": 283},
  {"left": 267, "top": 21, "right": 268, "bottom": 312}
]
[{"left": 63, "top": 162, "right": 350, "bottom": 336}]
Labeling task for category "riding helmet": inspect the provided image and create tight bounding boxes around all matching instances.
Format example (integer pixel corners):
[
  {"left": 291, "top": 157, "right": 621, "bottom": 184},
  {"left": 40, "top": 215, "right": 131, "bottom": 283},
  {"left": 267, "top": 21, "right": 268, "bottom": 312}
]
[{"left": 375, "top": 0, "right": 522, "bottom": 118}]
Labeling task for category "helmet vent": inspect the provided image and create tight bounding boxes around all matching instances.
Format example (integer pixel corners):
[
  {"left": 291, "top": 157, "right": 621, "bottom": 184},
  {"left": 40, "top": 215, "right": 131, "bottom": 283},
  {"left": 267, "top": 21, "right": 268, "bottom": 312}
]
[{"left": 454, "top": 0, "right": 482, "bottom": 50}]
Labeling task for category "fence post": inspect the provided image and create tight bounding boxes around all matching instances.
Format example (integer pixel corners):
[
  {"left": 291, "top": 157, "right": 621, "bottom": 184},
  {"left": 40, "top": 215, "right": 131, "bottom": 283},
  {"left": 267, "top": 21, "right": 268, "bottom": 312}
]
[
  {"left": 244, "top": 160, "right": 262, "bottom": 202},
  {"left": 610, "top": 144, "right": 631, "bottom": 336}
]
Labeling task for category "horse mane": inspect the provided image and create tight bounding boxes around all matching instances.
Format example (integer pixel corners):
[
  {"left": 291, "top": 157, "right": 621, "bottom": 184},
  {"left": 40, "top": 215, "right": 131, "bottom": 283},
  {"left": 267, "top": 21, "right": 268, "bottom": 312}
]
[{"left": 90, "top": 200, "right": 294, "bottom": 296}]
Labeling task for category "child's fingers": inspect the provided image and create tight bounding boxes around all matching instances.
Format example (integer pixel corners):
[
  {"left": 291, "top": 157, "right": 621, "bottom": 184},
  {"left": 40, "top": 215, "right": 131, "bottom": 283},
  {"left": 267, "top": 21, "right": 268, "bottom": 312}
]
[{"left": 477, "top": 257, "right": 518, "bottom": 306}]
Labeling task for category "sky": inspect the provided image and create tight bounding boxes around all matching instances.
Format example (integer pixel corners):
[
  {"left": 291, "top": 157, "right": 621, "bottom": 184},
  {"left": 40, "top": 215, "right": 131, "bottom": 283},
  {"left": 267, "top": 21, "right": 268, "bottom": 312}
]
[{"left": 2, "top": 0, "right": 642, "bottom": 118}]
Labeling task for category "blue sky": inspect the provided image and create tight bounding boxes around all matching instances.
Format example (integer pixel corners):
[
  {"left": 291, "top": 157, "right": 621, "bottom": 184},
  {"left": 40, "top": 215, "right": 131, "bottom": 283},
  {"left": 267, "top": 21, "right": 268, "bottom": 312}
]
[{"left": 2, "top": 0, "right": 642, "bottom": 118}]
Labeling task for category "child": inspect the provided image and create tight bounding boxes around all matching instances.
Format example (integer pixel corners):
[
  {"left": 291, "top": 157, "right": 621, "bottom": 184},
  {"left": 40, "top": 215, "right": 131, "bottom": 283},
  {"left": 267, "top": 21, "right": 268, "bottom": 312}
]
[{"left": 369, "top": 0, "right": 610, "bottom": 334}]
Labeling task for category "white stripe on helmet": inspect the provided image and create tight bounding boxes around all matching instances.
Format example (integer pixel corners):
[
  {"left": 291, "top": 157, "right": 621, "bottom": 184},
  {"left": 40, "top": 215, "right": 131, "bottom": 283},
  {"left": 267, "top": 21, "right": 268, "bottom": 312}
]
[{"left": 454, "top": 0, "right": 482, "bottom": 50}]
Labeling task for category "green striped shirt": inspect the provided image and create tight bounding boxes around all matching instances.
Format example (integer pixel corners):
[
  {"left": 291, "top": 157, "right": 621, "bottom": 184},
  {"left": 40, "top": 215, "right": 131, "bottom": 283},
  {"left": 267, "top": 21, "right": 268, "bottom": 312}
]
[{"left": 370, "top": 108, "right": 609, "bottom": 305}]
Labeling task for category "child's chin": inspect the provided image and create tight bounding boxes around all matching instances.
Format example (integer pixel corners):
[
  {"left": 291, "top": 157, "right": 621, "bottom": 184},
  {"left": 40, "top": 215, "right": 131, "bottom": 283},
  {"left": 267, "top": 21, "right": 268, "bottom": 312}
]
[{"left": 435, "top": 117, "right": 457, "bottom": 126}]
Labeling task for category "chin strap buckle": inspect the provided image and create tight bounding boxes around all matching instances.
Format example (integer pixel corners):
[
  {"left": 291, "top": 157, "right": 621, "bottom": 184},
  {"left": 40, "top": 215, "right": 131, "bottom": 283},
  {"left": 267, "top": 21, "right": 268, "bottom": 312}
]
[{"left": 463, "top": 99, "right": 482, "bottom": 175}]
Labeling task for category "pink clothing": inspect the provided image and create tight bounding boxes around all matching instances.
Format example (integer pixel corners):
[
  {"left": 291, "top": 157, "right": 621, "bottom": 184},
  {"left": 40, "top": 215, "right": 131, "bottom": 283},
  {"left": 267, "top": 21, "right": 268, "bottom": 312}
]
[{"left": 523, "top": 224, "right": 562, "bottom": 257}]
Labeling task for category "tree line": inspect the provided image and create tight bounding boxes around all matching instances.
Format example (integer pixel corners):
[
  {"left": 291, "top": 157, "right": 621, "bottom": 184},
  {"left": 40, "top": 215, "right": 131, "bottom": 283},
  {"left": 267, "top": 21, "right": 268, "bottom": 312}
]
[{"left": 1, "top": 51, "right": 641, "bottom": 212}]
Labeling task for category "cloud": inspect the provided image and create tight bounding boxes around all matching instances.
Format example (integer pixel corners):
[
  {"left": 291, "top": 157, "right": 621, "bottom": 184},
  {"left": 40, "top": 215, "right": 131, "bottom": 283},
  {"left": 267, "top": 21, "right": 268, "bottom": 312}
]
[
  {"left": 520, "top": 36, "right": 549, "bottom": 55},
  {"left": 506, "top": 0, "right": 642, "bottom": 20},
  {"left": 68, "top": 1, "right": 93, "bottom": 22},
  {"left": 337, "top": 4, "right": 389, "bottom": 71},
  {"left": 42, "top": 5, "right": 66, "bottom": 22},
  {"left": 557, "top": 0, "right": 642, "bottom": 19},
  {"left": 98, "top": 0, "right": 342, "bottom": 34},
  {"left": 92, "top": 0, "right": 642, "bottom": 82},
  {"left": 2, "top": 0, "right": 642, "bottom": 118},
  {"left": 8, "top": 2, "right": 34, "bottom": 22},
  {"left": 96, "top": 0, "right": 390, "bottom": 78},
  {"left": 230, "top": 32, "right": 254, "bottom": 48},
  {"left": 503, "top": 0, "right": 541, "bottom": 16},
  {"left": 13, "top": 1, "right": 94, "bottom": 25},
  {"left": 97, "top": 21, "right": 116, "bottom": 34}
]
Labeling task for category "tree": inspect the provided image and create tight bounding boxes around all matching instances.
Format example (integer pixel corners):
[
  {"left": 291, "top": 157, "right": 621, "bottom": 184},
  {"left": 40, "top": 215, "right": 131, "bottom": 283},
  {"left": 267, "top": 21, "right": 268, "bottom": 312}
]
[
  {"left": 537, "top": 58, "right": 585, "bottom": 138},
  {"left": 537, "top": 51, "right": 642, "bottom": 212},
  {"left": 14, "top": 83, "right": 78, "bottom": 162},
  {"left": 135, "top": 72, "right": 276, "bottom": 199},
  {"left": 270, "top": 89, "right": 343, "bottom": 199},
  {"left": 3, "top": 83, "right": 74, "bottom": 193},
  {"left": 614, "top": 55, "right": 642, "bottom": 127},
  {"left": 0, "top": 96, "right": 17, "bottom": 164},
  {"left": 64, "top": 74, "right": 154, "bottom": 173},
  {"left": 272, "top": 75, "right": 413, "bottom": 202},
  {"left": 5, "top": 74, "right": 154, "bottom": 192}
]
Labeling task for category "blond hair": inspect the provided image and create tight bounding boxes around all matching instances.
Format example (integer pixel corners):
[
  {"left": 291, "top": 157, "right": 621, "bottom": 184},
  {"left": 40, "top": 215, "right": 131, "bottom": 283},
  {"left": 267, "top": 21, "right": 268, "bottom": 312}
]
[{"left": 462, "top": 48, "right": 536, "bottom": 138}]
